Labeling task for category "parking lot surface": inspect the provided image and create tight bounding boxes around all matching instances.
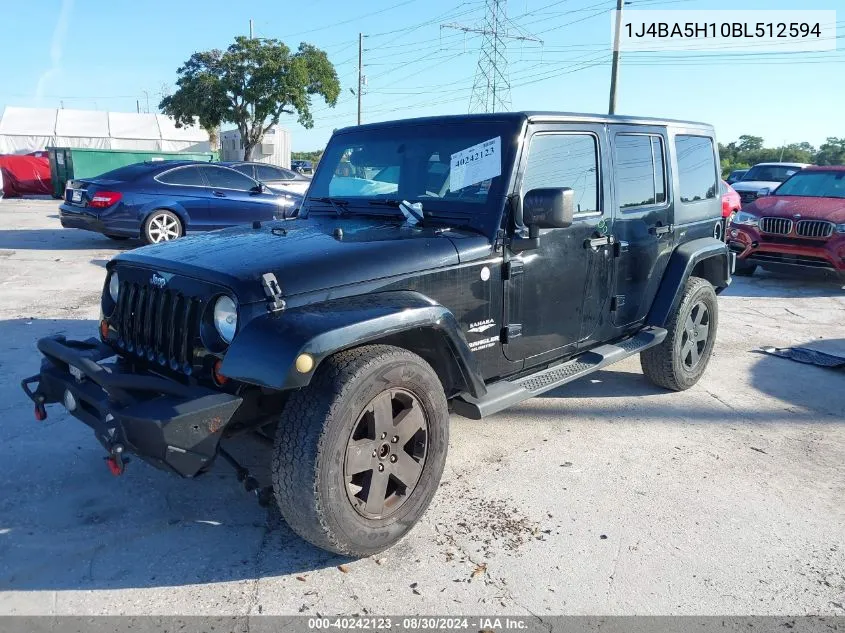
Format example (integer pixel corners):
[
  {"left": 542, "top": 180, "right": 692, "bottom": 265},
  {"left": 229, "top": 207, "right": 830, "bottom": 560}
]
[{"left": 1, "top": 199, "right": 843, "bottom": 616}]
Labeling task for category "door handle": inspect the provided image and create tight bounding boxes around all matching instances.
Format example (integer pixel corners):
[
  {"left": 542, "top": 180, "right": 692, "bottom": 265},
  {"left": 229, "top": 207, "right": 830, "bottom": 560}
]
[
  {"left": 649, "top": 224, "right": 673, "bottom": 236},
  {"left": 584, "top": 235, "right": 615, "bottom": 249},
  {"left": 212, "top": 190, "right": 226, "bottom": 197}
]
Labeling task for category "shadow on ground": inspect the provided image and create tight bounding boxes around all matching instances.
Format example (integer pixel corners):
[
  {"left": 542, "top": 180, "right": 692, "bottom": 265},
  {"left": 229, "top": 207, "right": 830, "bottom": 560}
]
[
  {"left": 723, "top": 269, "right": 844, "bottom": 299},
  {"left": 0, "top": 229, "right": 134, "bottom": 252},
  {"left": 0, "top": 318, "right": 349, "bottom": 592}
]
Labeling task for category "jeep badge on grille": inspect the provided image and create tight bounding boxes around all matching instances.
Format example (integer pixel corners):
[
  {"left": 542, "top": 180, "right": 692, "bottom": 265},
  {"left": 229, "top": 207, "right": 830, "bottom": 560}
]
[{"left": 150, "top": 273, "right": 167, "bottom": 288}]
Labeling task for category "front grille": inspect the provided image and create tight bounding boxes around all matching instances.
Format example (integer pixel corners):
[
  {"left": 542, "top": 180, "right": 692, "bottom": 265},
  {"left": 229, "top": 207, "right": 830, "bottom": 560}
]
[
  {"left": 795, "top": 220, "right": 834, "bottom": 239},
  {"left": 113, "top": 281, "right": 203, "bottom": 372},
  {"left": 759, "top": 217, "right": 793, "bottom": 235}
]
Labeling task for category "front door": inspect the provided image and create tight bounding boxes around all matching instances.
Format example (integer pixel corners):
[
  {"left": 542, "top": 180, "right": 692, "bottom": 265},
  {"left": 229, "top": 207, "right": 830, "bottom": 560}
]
[
  {"left": 609, "top": 127, "right": 674, "bottom": 327},
  {"left": 503, "top": 124, "right": 614, "bottom": 367}
]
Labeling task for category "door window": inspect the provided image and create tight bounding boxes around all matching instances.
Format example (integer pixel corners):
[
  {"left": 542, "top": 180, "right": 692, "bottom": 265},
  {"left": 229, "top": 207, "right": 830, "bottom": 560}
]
[
  {"left": 675, "top": 135, "right": 717, "bottom": 203},
  {"left": 157, "top": 166, "right": 206, "bottom": 186},
  {"left": 522, "top": 134, "right": 599, "bottom": 214},
  {"left": 256, "top": 164, "right": 296, "bottom": 181},
  {"left": 201, "top": 166, "right": 259, "bottom": 191},
  {"left": 231, "top": 164, "right": 255, "bottom": 178},
  {"left": 615, "top": 134, "right": 667, "bottom": 209}
]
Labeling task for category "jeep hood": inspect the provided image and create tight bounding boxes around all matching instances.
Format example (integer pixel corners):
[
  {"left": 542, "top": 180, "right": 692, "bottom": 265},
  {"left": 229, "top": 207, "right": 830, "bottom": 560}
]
[
  {"left": 113, "top": 217, "right": 490, "bottom": 303},
  {"left": 745, "top": 196, "right": 845, "bottom": 222}
]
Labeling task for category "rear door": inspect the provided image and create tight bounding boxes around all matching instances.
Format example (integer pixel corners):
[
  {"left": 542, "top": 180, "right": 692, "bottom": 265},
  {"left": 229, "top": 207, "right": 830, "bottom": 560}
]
[
  {"left": 610, "top": 127, "right": 673, "bottom": 328},
  {"left": 153, "top": 165, "right": 210, "bottom": 227},
  {"left": 199, "top": 165, "right": 277, "bottom": 229}
]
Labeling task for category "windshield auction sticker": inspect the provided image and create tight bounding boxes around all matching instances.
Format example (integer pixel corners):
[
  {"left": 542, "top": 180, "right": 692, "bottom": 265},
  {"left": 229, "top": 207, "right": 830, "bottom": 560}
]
[
  {"left": 612, "top": 10, "right": 836, "bottom": 52},
  {"left": 450, "top": 137, "right": 502, "bottom": 192}
]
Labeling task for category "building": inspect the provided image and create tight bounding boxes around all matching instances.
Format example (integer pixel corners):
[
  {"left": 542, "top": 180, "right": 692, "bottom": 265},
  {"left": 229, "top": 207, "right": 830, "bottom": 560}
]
[
  {"left": 0, "top": 107, "right": 211, "bottom": 154},
  {"left": 220, "top": 125, "right": 291, "bottom": 168}
]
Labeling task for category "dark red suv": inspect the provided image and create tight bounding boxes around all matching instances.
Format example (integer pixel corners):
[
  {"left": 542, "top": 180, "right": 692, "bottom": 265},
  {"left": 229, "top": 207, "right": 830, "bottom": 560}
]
[{"left": 727, "top": 166, "right": 845, "bottom": 278}]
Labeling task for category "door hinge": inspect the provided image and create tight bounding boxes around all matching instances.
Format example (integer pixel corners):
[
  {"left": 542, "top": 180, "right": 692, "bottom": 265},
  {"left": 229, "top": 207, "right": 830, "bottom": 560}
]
[
  {"left": 493, "top": 229, "right": 506, "bottom": 253},
  {"left": 610, "top": 295, "right": 626, "bottom": 311},
  {"left": 501, "top": 324, "right": 522, "bottom": 343},
  {"left": 503, "top": 259, "right": 524, "bottom": 280}
]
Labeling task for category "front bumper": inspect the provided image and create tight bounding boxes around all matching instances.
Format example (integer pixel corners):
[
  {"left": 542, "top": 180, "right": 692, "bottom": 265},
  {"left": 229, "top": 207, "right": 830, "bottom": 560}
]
[
  {"left": 21, "top": 336, "right": 243, "bottom": 477},
  {"left": 727, "top": 224, "right": 845, "bottom": 274}
]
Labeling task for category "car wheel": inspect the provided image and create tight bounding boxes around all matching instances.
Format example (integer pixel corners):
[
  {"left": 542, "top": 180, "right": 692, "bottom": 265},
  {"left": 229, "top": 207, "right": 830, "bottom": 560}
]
[
  {"left": 143, "top": 210, "right": 183, "bottom": 244},
  {"left": 734, "top": 259, "right": 757, "bottom": 276},
  {"left": 641, "top": 276, "right": 718, "bottom": 391},
  {"left": 272, "top": 345, "right": 449, "bottom": 556}
]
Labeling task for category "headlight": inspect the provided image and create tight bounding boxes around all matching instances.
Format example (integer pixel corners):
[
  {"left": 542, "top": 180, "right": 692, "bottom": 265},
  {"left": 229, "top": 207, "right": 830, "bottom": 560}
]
[
  {"left": 213, "top": 296, "right": 238, "bottom": 344},
  {"left": 109, "top": 272, "right": 120, "bottom": 302},
  {"left": 836, "top": 224, "right": 845, "bottom": 234},
  {"left": 733, "top": 211, "right": 759, "bottom": 227}
]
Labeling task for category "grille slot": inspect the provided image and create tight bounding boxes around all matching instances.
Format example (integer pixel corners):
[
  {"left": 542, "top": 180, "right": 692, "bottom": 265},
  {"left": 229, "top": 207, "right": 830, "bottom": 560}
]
[
  {"left": 795, "top": 220, "right": 834, "bottom": 239},
  {"left": 113, "top": 281, "right": 202, "bottom": 372},
  {"left": 759, "top": 217, "right": 793, "bottom": 235}
]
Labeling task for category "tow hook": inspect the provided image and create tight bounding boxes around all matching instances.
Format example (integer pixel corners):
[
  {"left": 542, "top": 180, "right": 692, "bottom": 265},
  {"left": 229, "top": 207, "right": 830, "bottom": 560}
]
[
  {"left": 34, "top": 400, "right": 47, "bottom": 421},
  {"left": 105, "top": 444, "right": 128, "bottom": 476}
]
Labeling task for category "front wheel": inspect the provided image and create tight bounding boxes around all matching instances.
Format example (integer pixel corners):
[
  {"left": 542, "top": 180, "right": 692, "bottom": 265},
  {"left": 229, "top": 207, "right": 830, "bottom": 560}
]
[
  {"left": 641, "top": 276, "right": 718, "bottom": 391},
  {"left": 272, "top": 345, "right": 449, "bottom": 556}
]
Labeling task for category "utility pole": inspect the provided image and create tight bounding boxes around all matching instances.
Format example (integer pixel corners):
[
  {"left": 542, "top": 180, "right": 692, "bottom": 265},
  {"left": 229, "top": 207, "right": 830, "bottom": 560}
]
[
  {"left": 60, "top": 100, "right": 64, "bottom": 109},
  {"left": 357, "top": 32, "right": 363, "bottom": 125},
  {"left": 249, "top": 19, "right": 253, "bottom": 39},
  {"left": 136, "top": 100, "right": 140, "bottom": 113},
  {"left": 142, "top": 90, "right": 150, "bottom": 114},
  {"left": 443, "top": 0, "right": 542, "bottom": 114},
  {"left": 608, "top": 0, "right": 624, "bottom": 115}
]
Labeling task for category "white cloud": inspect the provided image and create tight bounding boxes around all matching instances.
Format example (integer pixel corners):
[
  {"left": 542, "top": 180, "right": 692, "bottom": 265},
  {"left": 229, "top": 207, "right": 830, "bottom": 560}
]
[{"left": 34, "top": 0, "right": 74, "bottom": 105}]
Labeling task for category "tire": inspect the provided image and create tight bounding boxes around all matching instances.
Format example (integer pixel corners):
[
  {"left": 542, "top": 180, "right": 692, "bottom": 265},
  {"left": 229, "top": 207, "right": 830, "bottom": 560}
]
[
  {"left": 734, "top": 259, "right": 757, "bottom": 276},
  {"left": 143, "top": 210, "right": 183, "bottom": 244},
  {"left": 272, "top": 345, "right": 449, "bottom": 556},
  {"left": 104, "top": 234, "right": 130, "bottom": 241},
  {"left": 641, "top": 276, "right": 718, "bottom": 391}
]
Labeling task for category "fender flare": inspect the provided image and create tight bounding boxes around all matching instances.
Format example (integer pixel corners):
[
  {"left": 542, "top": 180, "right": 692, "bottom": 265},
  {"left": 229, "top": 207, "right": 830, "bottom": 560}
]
[
  {"left": 220, "top": 290, "right": 487, "bottom": 398},
  {"left": 647, "top": 237, "right": 732, "bottom": 327}
]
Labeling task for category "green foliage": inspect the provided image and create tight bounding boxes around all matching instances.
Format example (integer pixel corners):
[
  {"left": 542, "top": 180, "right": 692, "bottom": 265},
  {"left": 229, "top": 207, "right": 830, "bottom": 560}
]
[
  {"left": 718, "top": 136, "right": 844, "bottom": 178},
  {"left": 292, "top": 150, "right": 323, "bottom": 164},
  {"left": 160, "top": 36, "right": 340, "bottom": 160}
]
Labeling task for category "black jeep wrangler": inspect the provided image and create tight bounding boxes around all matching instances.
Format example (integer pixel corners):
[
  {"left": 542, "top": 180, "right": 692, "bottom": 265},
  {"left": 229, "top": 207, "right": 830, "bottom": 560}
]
[{"left": 22, "top": 112, "right": 731, "bottom": 556}]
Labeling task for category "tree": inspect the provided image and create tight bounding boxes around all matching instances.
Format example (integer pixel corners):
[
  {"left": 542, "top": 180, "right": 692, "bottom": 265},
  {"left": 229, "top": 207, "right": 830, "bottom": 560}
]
[
  {"left": 160, "top": 36, "right": 340, "bottom": 160},
  {"left": 736, "top": 135, "right": 764, "bottom": 153},
  {"left": 815, "top": 137, "right": 845, "bottom": 166}
]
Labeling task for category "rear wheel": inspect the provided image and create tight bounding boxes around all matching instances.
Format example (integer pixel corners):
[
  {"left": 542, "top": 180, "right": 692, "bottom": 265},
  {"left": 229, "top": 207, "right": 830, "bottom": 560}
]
[
  {"left": 143, "top": 210, "right": 183, "bottom": 244},
  {"left": 641, "top": 276, "right": 718, "bottom": 391},
  {"left": 272, "top": 345, "right": 449, "bottom": 556}
]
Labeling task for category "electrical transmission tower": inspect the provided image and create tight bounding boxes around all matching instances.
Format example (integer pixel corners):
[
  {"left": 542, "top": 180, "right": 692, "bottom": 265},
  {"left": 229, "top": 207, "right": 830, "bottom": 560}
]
[{"left": 442, "top": 0, "right": 542, "bottom": 114}]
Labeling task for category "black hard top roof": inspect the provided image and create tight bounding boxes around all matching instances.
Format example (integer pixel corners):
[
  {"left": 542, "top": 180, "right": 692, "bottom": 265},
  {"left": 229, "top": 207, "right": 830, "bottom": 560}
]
[{"left": 336, "top": 111, "right": 713, "bottom": 135}]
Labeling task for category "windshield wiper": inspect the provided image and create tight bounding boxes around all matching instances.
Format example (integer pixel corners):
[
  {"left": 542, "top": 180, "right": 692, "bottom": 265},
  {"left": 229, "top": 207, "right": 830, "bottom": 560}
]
[
  {"left": 308, "top": 196, "right": 350, "bottom": 217},
  {"left": 367, "top": 199, "right": 426, "bottom": 226}
]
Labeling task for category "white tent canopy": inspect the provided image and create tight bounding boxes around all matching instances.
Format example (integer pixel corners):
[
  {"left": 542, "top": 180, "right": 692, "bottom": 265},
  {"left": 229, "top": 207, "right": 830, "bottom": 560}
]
[{"left": 0, "top": 107, "right": 210, "bottom": 154}]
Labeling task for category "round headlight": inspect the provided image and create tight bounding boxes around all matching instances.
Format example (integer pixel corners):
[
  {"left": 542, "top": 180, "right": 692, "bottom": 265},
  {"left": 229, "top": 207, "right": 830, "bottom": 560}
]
[
  {"left": 108, "top": 272, "right": 120, "bottom": 302},
  {"left": 213, "top": 296, "right": 238, "bottom": 344}
]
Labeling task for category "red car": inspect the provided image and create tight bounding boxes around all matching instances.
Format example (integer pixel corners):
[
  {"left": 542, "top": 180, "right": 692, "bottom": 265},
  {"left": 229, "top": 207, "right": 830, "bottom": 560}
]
[
  {"left": 727, "top": 166, "right": 845, "bottom": 278},
  {"left": 718, "top": 179, "right": 741, "bottom": 240}
]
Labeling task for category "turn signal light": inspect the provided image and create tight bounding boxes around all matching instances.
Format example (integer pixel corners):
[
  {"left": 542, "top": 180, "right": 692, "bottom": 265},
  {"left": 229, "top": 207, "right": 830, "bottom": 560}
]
[{"left": 212, "top": 359, "right": 228, "bottom": 386}]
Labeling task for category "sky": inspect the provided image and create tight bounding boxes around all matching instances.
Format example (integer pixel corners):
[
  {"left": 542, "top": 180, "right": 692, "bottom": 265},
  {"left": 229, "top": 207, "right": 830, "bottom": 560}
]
[{"left": 0, "top": 0, "right": 841, "bottom": 152}]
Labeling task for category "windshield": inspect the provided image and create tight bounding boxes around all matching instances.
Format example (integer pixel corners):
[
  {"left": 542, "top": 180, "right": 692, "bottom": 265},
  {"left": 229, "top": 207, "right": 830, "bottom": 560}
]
[
  {"left": 774, "top": 170, "right": 845, "bottom": 199},
  {"left": 303, "top": 120, "right": 518, "bottom": 231},
  {"left": 743, "top": 165, "right": 802, "bottom": 183}
]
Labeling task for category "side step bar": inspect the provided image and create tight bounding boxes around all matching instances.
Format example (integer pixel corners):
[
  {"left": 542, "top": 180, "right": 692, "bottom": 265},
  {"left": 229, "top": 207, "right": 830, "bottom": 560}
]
[{"left": 452, "top": 326, "right": 667, "bottom": 420}]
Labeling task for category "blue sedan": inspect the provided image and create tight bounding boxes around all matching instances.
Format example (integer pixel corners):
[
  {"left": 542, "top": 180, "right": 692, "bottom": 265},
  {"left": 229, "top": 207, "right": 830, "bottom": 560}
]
[{"left": 59, "top": 161, "right": 301, "bottom": 244}]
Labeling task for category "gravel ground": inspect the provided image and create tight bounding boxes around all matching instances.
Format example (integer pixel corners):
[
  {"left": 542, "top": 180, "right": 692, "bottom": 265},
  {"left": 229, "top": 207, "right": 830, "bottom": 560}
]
[{"left": 0, "top": 199, "right": 843, "bottom": 616}]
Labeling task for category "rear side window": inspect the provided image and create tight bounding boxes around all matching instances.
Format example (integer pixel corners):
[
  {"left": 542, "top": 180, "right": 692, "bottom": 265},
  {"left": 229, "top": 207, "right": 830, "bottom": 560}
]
[
  {"left": 157, "top": 166, "right": 206, "bottom": 186},
  {"left": 256, "top": 164, "right": 295, "bottom": 181},
  {"left": 614, "top": 134, "right": 667, "bottom": 209},
  {"left": 230, "top": 164, "right": 255, "bottom": 178},
  {"left": 522, "top": 133, "right": 599, "bottom": 214},
  {"left": 675, "top": 135, "right": 717, "bottom": 203}
]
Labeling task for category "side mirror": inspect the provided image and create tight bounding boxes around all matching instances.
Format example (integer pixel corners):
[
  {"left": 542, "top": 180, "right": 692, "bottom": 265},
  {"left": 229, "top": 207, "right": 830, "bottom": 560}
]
[
  {"left": 523, "top": 187, "right": 574, "bottom": 229},
  {"left": 756, "top": 188, "right": 770, "bottom": 198}
]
